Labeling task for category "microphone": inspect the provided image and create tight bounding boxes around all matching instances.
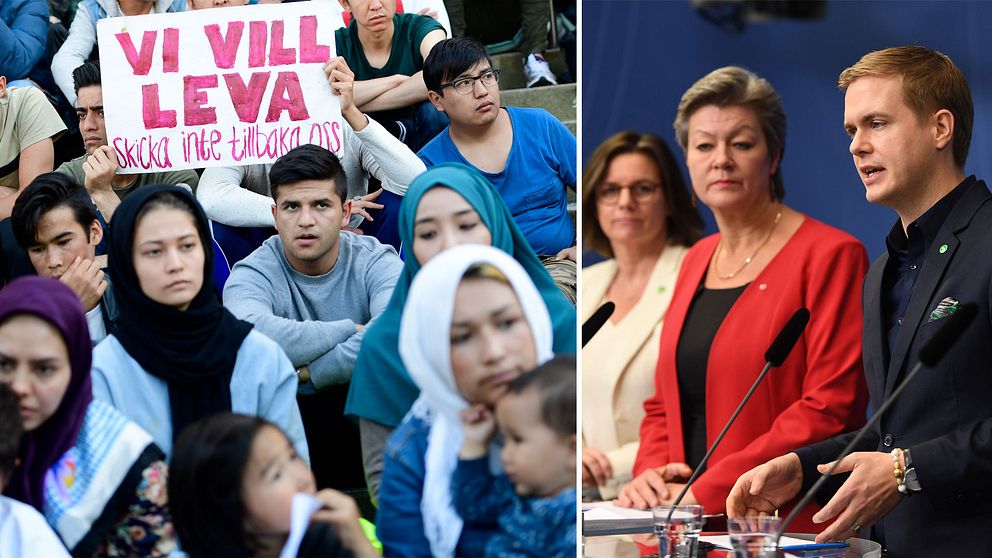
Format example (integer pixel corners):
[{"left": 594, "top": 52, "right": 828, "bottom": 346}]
[
  {"left": 774, "top": 302, "right": 978, "bottom": 546},
  {"left": 666, "top": 308, "right": 811, "bottom": 523},
  {"left": 582, "top": 302, "right": 615, "bottom": 347}
]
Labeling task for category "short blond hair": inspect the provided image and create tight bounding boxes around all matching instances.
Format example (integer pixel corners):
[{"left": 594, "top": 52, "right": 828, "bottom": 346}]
[
  {"left": 838, "top": 46, "right": 973, "bottom": 169},
  {"left": 673, "top": 66, "right": 787, "bottom": 201},
  {"left": 582, "top": 131, "right": 702, "bottom": 258}
]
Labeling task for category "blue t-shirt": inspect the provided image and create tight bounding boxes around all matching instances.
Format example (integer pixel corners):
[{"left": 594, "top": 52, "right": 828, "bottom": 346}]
[{"left": 417, "top": 107, "right": 576, "bottom": 256}]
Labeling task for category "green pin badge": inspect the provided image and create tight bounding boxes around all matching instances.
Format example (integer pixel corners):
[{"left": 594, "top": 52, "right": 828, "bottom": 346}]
[
  {"left": 939, "top": 244, "right": 948, "bottom": 254},
  {"left": 658, "top": 286, "right": 666, "bottom": 294}
]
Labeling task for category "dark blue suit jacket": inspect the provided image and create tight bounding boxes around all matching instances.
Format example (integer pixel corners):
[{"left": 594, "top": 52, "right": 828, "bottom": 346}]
[{"left": 798, "top": 177, "right": 992, "bottom": 556}]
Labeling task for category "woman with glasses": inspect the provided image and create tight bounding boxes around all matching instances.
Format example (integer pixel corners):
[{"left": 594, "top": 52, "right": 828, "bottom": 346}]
[
  {"left": 615, "top": 67, "right": 870, "bottom": 531},
  {"left": 580, "top": 131, "right": 702, "bottom": 500}
]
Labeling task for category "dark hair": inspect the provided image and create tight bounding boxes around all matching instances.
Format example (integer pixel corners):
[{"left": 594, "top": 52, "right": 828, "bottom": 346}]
[
  {"left": 506, "top": 355, "right": 575, "bottom": 438},
  {"left": 72, "top": 61, "right": 101, "bottom": 96},
  {"left": 135, "top": 189, "right": 199, "bottom": 225},
  {"left": 0, "top": 383, "right": 22, "bottom": 479},
  {"left": 424, "top": 37, "right": 494, "bottom": 94},
  {"left": 134, "top": 189, "right": 212, "bottom": 273},
  {"left": 582, "top": 131, "right": 703, "bottom": 257},
  {"left": 268, "top": 144, "right": 348, "bottom": 204},
  {"left": 169, "top": 413, "right": 272, "bottom": 557},
  {"left": 137, "top": 188, "right": 208, "bottom": 242},
  {"left": 11, "top": 172, "right": 99, "bottom": 250}
]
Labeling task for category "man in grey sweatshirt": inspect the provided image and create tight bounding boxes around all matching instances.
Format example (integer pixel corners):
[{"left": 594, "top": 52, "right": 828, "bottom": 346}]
[
  {"left": 223, "top": 143, "right": 403, "bottom": 492},
  {"left": 223, "top": 143, "right": 402, "bottom": 393}
]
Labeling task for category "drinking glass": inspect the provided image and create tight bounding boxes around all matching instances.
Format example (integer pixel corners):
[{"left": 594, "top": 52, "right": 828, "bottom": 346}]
[
  {"left": 651, "top": 504, "right": 704, "bottom": 558},
  {"left": 727, "top": 516, "right": 781, "bottom": 558}
]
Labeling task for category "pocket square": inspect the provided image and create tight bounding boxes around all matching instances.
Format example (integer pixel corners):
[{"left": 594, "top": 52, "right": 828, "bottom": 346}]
[{"left": 929, "top": 297, "right": 959, "bottom": 322}]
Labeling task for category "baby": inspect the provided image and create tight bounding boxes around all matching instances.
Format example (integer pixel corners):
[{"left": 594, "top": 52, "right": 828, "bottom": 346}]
[{"left": 456, "top": 355, "right": 577, "bottom": 557}]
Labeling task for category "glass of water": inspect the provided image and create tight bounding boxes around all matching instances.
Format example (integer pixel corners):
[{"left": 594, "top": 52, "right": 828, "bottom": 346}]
[
  {"left": 652, "top": 504, "right": 704, "bottom": 558},
  {"left": 727, "top": 516, "right": 781, "bottom": 557}
]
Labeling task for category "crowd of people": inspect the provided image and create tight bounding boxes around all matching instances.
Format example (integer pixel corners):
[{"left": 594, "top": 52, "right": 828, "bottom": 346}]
[
  {"left": 582, "top": 45, "right": 992, "bottom": 556},
  {"left": 6, "top": 0, "right": 985, "bottom": 556},
  {"left": 0, "top": 0, "right": 578, "bottom": 557}
]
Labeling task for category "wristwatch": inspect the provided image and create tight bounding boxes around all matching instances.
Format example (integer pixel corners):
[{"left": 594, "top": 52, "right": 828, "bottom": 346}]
[{"left": 901, "top": 448, "right": 922, "bottom": 496}]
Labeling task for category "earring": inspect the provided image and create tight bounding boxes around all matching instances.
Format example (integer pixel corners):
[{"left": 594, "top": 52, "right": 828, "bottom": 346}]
[{"left": 691, "top": 192, "right": 697, "bottom": 208}]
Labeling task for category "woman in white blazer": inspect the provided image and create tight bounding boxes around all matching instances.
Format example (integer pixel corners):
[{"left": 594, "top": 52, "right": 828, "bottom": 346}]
[{"left": 581, "top": 131, "right": 702, "bottom": 498}]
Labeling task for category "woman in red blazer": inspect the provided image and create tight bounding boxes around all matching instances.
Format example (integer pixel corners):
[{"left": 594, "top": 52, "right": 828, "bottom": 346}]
[{"left": 616, "top": 66, "right": 870, "bottom": 532}]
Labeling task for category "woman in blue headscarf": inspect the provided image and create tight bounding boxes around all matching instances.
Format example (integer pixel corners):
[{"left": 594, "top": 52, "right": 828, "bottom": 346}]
[{"left": 347, "top": 163, "right": 576, "bottom": 502}]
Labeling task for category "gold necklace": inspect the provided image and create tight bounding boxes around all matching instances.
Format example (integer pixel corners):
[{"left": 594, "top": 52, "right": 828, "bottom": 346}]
[{"left": 713, "top": 210, "right": 783, "bottom": 280}]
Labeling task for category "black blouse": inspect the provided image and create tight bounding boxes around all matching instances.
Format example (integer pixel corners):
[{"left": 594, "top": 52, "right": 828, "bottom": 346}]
[{"left": 675, "top": 283, "right": 748, "bottom": 471}]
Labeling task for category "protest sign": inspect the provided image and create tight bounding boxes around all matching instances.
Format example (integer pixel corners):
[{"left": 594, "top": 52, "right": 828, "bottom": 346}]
[{"left": 97, "top": 2, "right": 342, "bottom": 173}]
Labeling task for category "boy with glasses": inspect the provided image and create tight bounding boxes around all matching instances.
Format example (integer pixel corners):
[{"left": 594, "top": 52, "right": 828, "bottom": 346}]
[{"left": 419, "top": 37, "right": 577, "bottom": 300}]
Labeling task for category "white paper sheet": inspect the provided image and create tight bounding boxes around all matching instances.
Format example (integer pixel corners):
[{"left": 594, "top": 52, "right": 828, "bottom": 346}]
[
  {"left": 582, "top": 504, "right": 653, "bottom": 522},
  {"left": 279, "top": 492, "right": 322, "bottom": 558}
]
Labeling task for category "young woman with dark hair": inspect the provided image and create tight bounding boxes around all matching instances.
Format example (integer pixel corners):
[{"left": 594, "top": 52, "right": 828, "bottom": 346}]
[
  {"left": 0, "top": 276, "right": 173, "bottom": 556},
  {"left": 90, "top": 185, "right": 308, "bottom": 460},
  {"left": 169, "top": 413, "right": 376, "bottom": 558}
]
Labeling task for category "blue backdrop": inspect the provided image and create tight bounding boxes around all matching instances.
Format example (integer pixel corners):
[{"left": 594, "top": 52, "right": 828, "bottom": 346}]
[{"left": 581, "top": 0, "right": 992, "bottom": 261}]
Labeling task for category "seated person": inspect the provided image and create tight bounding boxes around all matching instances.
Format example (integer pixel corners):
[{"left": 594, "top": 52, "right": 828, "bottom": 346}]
[
  {"left": 376, "top": 245, "right": 555, "bottom": 557},
  {"left": 455, "top": 356, "right": 576, "bottom": 558},
  {"left": 0, "top": 383, "right": 72, "bottom": 558},
  {"left": 224, "top": 144, "right": 403, "bottom": 395},
  {"left": 223, "top": 145, "right": 403, "bottom": 488},
  {"left": 347, "top": 164, "right": 576, "bottom": 503},
  {"left": 0, "top": 276, "right": 174, "bottom": 556},
  {"left": 170, "top": 413, "right": 377, "bottom": 558},
  {"left": 0, "top": 75, "right": 67, "bottom": 217},
  {"left": 11, "top": 172, "right": 116, "bottom": 343},
  {"left": 90, "top": 185, "right": 308, "bottom": 461},
  {"left": 198, "top": 57, "right": 425, "bottom": 255},
  {"left": 57, "top": 62, "right": 198, "bottom": 223},
  {"left": 51, "top": 0, "right": 185, "bottom": 105},
  {"left": 0, "top": 0, "right": 48, "bottom": 86},
  {"left": 0, "top": 75, "right": 67, "bottom": 282},
  {"left": 419, "top": 38, "right": 577, "bottom": 300},
  {"left": 337, "top": 0, "right": 447, "bottom": 152}
]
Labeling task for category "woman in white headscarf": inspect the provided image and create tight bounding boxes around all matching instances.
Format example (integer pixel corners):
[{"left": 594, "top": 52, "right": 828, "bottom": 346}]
[{"left": 376, "top": 245, "right": 557, "bottom": 558}]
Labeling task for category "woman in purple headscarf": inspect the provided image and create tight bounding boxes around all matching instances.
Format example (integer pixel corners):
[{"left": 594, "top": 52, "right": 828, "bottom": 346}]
[{"left": 0, "top": 276, "right": 175, "bottom": 557}]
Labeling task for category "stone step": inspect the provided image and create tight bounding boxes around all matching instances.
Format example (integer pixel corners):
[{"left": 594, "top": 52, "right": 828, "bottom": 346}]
[
  {"left": 492, "top": 49, "right": 570, "bottom": 90},
  {"left": 500, "top": 83, "right": 576, "bottom": 123}
]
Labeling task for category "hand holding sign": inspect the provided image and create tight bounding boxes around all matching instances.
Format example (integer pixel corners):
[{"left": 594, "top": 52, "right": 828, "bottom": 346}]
[
  {"left": 82, "top": 145, "right": 119, "bottom": 193},
  {"left": 324, "top": 56, "right": 365, "bottom": 131},
  {"left": 83, "top": 145, "right": 123, "bottom": 220}
]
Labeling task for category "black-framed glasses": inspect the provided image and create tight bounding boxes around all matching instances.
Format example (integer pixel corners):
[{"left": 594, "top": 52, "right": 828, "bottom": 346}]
[
  {"left": 439, "top": 69, "right": 500, "bottom": 95},
  {"left": 595, "top": 182, "right": 662, "bottom": 205}
]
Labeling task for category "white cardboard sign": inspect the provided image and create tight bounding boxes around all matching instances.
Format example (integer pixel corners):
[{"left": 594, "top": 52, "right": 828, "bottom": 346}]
[{"left": 97, "top": 1, "right": 343, "bottom": 173}]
